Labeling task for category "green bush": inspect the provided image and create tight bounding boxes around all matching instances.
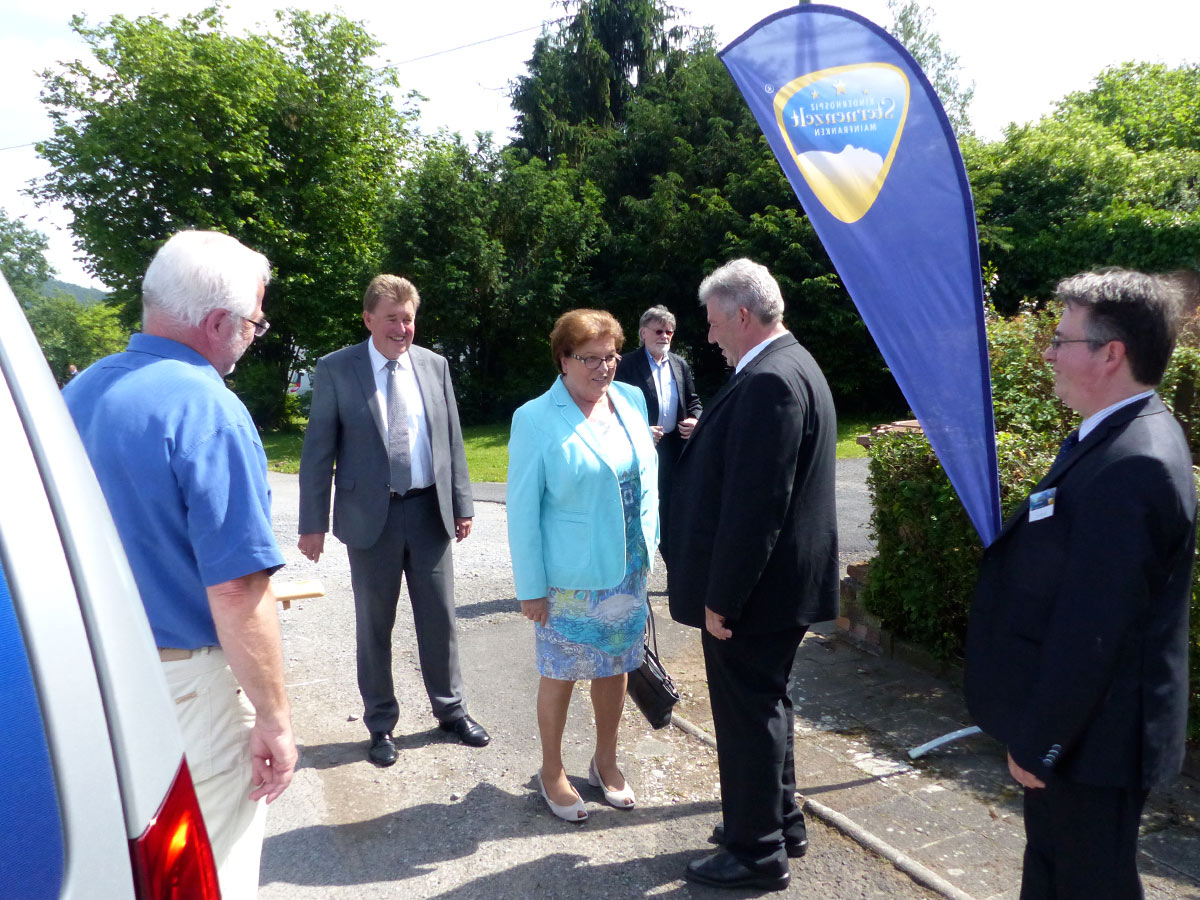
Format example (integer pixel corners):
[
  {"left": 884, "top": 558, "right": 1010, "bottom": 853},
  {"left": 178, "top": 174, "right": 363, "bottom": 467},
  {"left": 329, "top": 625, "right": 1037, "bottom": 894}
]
[
  {"left": 227, "top": 356, "right": 289, "bottom": 429},
  {"left": 863, "top": 304, "right": 1200, "bottom": 738}
]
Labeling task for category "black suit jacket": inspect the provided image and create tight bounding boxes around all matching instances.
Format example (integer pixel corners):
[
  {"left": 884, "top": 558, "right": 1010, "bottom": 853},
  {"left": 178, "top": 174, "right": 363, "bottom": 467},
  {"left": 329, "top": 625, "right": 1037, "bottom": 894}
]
[
  {"left": 965, "top": 394, "right": 1196, "bottom": 789},
  {"left": 614, "top": 348, "right": 702, "bottom": 429},
  {"left": 667, "top": 334, "right": 839, "bottom": 634}
]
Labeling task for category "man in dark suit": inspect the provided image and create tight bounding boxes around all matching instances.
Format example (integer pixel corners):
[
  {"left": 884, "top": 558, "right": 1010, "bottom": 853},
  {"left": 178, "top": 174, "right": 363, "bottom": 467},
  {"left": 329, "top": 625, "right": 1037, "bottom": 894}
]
[
  {"left": 298, "top": 275, "right": 489, "bottom": 766},
  {"left": 614, "top": 305, "right": 702, "bottom": 564},
  {"left": 966, "top": 268, "right": 1197, "bottom": 899},
  {"left": 669, "top": 259, "right": 839, "bottom": 892}
]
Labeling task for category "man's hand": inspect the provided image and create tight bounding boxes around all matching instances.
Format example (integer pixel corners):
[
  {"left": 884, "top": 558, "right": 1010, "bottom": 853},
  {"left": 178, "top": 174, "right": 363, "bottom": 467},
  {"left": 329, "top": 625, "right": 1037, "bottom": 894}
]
[
  {"left": 705, "top": 606, "right": 732, "bottom": 639},
  {"left": 650, "top": 424, "right": 664, "bottom": 445},
  {"left": 1007, "top": 751, "right": 1046, "bottom": 789},
  {"left": 247, "top": 719, "right": 297, "bottom": 803},
  {"left": 297, "top": 533, "right": 325, "bottom": 562},
  {"left": 207, "top": 572, "right": 295, "bottom": 803},
  {"left": 521, "top": 597, "right": 549, "bottom": 626},
  {"left": 678, "top": 417, "right": 698, "bottom": 439},
  {"left": 455, "top": 517, "right": 473, "bottom": 542}
]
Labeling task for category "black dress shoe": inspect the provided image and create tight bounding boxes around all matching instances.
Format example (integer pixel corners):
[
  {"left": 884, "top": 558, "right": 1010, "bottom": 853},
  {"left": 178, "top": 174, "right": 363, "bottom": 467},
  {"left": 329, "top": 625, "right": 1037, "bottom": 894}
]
[
  {"left": 710, "top": 823, "right": 808, "bottom": 858},
  {"left": 685, "top": 850, "right": 790, "bottom": 892},
  {"left": 368, "top": 732, "right": 398, "bottom": 767},
  {"left": 438, "top": 715, "right": 490, "bottom": 747}
]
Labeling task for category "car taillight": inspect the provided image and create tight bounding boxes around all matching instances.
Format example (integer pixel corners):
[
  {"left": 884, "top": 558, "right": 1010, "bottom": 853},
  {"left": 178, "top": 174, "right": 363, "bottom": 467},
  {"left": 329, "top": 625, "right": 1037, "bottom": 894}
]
[{"left": 129, "top": 759, "right": 220, "bottom": 899}]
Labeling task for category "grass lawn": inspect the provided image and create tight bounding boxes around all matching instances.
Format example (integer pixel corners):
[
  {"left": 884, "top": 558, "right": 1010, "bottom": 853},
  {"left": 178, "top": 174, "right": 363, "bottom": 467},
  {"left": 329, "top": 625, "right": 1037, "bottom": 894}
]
[
  {"left": 261, "top": 428, "right": 305, "bottom": 474},
  {"left": 836, "top": 414, "right": 875, "bottom": 460},
  {"left": 263, "top": 414, "right": 891, "bottom": 476}
]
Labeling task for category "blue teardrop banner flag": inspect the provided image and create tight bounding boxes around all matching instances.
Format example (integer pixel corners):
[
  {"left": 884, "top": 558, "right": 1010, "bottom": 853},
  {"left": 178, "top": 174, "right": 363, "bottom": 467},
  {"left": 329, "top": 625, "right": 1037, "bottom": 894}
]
[{"left": 721, "top": 4, "right": 1002, "bottom": 546}]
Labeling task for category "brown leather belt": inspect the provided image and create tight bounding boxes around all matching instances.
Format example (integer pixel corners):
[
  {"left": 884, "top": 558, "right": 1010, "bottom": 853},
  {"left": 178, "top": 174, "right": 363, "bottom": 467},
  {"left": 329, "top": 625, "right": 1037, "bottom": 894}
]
[{"left": 158, "top": 647, "right": 213, "bottom": 661}]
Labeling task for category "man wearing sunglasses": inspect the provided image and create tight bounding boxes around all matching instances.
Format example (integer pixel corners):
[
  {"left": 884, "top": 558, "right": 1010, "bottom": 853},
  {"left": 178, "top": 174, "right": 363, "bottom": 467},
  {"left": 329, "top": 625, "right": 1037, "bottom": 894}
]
[
  {"left": 614, "top": 305, "right": 702, "bottom": 565},
  {"left": 966, "top": 268, "right": 1198, "bottom": 899}
]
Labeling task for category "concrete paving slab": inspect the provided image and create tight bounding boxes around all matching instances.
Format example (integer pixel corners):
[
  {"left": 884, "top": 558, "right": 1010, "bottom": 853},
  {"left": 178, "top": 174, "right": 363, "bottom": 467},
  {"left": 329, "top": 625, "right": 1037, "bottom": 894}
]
[
  {"left": 843, "top": 794, "right": 970, "bottom": 853},
  {"left": 917, "top": 833, "right": 1023, "bottom": 900}
]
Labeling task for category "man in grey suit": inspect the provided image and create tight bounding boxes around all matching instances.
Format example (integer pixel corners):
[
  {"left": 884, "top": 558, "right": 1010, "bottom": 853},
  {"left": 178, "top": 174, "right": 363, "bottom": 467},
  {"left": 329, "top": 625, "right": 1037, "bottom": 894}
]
[{"left": 298, "top": 275, "right": 489, "bottom": 766}]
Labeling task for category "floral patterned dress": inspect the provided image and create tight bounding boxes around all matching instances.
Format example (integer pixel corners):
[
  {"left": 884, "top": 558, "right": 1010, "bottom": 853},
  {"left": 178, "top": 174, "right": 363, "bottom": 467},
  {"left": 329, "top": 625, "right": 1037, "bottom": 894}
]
[{"left": 535, "top": 410, "right": 649, "bottom": 680}]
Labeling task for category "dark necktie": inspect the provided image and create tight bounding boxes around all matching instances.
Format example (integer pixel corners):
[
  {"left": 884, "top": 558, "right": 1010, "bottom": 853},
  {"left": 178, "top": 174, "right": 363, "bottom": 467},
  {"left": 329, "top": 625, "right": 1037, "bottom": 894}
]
[
  {"left": 386, "top": 360, "right": 411, "bottom": 493},
  {"left": 1053, "top": 429, "right": 1079, "bottom": 466}
]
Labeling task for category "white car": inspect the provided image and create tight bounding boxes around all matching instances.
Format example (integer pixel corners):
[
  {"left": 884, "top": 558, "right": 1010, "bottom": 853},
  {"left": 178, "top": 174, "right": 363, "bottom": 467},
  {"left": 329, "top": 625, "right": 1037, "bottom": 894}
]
[{"left": 0, "top": 272, "right": 220, "bottom": 898}]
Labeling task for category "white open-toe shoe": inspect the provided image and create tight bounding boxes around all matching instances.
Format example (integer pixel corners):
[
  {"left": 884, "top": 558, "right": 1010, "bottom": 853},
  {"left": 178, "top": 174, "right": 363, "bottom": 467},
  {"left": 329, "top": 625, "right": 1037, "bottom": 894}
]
[
  {"left": 589, "top": 757, "right": 635, "bottom": 809},
  {"left": 537, "top": 771, "right": 588, "bottom": 822}
]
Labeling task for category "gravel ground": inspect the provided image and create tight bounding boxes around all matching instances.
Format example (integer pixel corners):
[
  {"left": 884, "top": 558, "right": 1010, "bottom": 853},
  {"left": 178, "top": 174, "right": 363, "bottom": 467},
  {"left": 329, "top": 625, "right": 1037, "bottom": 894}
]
[{"left": 257, "top": 473, "right": 936, "bottom": 899}]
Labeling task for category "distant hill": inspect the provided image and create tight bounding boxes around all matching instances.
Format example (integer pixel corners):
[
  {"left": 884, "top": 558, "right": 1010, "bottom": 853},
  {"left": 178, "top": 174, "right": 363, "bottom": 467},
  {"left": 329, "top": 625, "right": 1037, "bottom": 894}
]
[{"left": 43, "top": 278, "right": 109, "bottom": 305}]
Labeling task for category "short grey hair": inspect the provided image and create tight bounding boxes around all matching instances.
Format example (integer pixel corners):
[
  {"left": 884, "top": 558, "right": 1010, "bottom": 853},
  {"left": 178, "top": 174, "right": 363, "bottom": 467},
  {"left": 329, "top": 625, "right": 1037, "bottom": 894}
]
[
  {"left": 697, "top": 258, "right": 784, "bottom": 325},
  {"left": 1055, "top": 267, "right": 1191, "bottom": 386},
  {"left": 142, "top": 231, "right": 271, "bottom": 327},
  {"left": 638, "top": 305, "right": 676, "bottom": 332}
]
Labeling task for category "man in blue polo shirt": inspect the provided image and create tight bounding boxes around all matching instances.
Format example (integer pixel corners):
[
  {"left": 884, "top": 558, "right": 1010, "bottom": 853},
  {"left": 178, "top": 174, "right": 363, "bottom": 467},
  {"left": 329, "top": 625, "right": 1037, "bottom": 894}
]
[{"left": 64, "top": 230, "right": 296, "bottom": 900}]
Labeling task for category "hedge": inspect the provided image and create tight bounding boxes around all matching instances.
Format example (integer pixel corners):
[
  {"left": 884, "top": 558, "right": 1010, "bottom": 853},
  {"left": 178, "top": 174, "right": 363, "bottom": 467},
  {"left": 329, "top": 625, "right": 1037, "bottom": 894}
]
[{"left": 862, "top": 302, "right": 1200, "bottom": 738}]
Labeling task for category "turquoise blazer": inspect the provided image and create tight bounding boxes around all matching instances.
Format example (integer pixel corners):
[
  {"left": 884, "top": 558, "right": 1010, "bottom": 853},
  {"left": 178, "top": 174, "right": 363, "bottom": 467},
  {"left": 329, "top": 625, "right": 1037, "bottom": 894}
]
[{"left": 507, "top": 377, "right": 659, "bottom": 601}]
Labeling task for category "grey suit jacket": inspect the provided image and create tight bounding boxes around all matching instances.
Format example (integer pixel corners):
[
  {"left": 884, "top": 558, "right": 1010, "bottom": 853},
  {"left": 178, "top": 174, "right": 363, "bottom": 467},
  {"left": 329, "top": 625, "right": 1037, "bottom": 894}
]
[{"left": 298, "top": 340, "right": 474, "bottom": 549}]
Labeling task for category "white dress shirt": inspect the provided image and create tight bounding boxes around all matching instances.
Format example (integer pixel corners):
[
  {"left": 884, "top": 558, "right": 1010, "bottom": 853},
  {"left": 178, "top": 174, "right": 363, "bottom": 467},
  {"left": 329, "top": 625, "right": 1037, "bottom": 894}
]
[
  {"left": 735, "top": 332, "right": 787, "bottom": 374},
  {"left": 645, "top": 347, "right": 679, "bottom": 432},
  {"left": 367, "top": 340, "right": 434, "bottom": 489},
  {"left": 1078, "top": 389, "right": 1157, "bottom": 441}
]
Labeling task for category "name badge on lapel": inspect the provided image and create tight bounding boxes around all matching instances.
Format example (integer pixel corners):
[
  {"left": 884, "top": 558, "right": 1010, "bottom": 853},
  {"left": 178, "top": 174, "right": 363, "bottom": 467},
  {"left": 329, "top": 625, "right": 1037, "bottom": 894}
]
[{"left": 1029, "top": 487, "right": 1057, "bottom": 523}]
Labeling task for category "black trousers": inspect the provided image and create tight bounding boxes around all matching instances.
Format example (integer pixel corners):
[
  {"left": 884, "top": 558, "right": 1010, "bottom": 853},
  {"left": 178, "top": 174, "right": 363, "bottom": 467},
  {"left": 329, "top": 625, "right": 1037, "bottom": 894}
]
[
  {"left": 1020, "top": 778, "right": 1148, "bottom": 900},
  {"left": 655, "top": 429, "right": 683, "bottom": 566},
  {"left": 702, "top": 624, "right": 808, "bottom": 875},
  {"left": 347, "top": 489, "right": 465, "bottom": 734}
]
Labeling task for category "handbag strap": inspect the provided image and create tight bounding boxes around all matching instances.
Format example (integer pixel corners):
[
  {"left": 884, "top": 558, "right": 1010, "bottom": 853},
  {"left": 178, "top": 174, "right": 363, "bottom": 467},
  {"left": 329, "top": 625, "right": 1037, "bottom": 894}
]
[{"left": 646, "top": 601, "right": 661, "bottom": 657}]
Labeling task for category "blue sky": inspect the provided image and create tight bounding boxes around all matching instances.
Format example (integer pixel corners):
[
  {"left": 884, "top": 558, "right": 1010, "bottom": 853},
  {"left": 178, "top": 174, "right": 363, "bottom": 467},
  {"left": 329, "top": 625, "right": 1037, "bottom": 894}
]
[{"left": 1, "top": 0, "right": 1195, "bottom": 287}]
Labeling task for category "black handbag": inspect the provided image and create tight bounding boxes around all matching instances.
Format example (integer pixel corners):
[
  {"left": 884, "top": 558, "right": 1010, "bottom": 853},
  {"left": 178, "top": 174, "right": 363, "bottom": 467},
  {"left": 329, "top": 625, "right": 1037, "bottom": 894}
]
[{"left": 626, "top": 605, "right": 680, "bottom": 729}]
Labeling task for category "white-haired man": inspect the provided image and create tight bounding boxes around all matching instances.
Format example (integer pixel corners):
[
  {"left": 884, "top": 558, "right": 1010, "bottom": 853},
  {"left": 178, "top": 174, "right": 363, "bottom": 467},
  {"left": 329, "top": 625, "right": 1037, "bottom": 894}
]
[
  {"left": 64, "top": 230, "right": 296, "bottom": 899},
  {"left": 669, "top": 258, "right": 839, "bottom": 891}
]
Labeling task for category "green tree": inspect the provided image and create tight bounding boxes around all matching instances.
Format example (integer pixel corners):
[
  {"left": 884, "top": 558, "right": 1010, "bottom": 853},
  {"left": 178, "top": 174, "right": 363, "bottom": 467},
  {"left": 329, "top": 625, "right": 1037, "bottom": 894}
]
[
  {"left": 34, "top": 8, "right": 409, "bottom": 425},
  {"left": 510, "top": 0, "right": 688, "bottom": 165},
  {"left": 0, "top": 209, "right": 54, "bottom": 305},
  {"left": 532, "top": 27, "right": 900, "bottom": 409},
  {"left": 966, "top": 63, "right": 1200, "bottom": 309},
  {"left": 1057, "top": 61, "right": 1200, "bottom": 153},
  {"left": 385, "top": 135, "right": 607, "bottom": 420},
  {"left": 23, "top": 293, "right": 128, "bottom": 383},
  {"left": 886, "top": 0, "right": 974, "bottom": 135}
]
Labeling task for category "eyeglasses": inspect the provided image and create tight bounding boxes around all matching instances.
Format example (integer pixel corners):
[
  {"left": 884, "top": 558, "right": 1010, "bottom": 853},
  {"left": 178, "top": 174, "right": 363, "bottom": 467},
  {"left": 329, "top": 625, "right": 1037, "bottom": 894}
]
[
  {"left": 651, "top": 328, "right": 674, "bottom": 336},
  {"left": 570, "top": 352, "right": 621, "bottom": 370},
  {"left": 1047, "top": 336, "right": 1109, "bottom": 350},
  {"left": 245, "top": 315, "right": 271, "bottom": 338}
]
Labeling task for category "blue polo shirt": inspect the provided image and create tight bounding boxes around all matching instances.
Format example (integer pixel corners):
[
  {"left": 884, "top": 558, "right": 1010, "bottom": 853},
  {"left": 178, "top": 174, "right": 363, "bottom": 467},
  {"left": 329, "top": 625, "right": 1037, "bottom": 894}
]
[{"left": 64, "top": 334, "right": 284, "bottom": 648}]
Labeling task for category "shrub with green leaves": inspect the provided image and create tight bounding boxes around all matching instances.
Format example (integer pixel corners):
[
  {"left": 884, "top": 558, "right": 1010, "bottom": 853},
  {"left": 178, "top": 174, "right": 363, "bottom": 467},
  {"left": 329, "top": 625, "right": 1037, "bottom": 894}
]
[{"left": 863, "top": 303, "right": 1200, "bottom": 738}]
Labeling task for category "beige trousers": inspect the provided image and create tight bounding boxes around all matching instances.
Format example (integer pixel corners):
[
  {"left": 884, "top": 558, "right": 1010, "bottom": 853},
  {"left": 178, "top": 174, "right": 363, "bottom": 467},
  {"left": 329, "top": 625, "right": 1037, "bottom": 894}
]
[{"left": 162, "top": 646, "right": 267, "bottom": 900}]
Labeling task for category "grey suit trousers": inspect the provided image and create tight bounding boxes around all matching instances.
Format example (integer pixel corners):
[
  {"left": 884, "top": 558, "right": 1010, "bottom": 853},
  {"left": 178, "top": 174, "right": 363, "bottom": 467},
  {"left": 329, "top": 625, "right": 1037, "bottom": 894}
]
[{"left": 347, "top": 489, "right": 465, "bottom": 733}]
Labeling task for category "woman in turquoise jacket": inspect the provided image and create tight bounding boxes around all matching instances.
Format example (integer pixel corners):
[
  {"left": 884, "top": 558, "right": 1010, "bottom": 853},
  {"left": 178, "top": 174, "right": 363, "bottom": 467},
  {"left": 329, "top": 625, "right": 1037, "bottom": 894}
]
[{"left": 507, "top": 309, "right": 658, "bottom": 823}]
